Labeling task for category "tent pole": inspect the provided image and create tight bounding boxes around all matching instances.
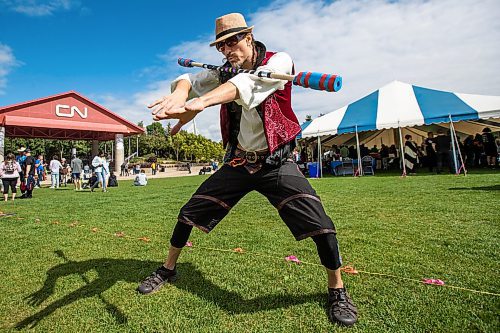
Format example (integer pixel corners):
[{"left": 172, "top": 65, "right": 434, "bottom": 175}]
[
  {"left": 449, "top": 115, "right": 467, "bottom": 176},
  {"left": 449, "top": 117, "right": 459, "bottom": 175},
  {"left": 398, "top": 125, "right": 406, "bottom": 177},
  {"left": 317, "top": 135, "right": 322, "bottom": 178},
  {"left": 355, "top": 125, "right": 362, "bottom": 176}
]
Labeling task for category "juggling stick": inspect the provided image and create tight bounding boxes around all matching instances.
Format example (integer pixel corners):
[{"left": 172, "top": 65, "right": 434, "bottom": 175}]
[{"left": 178, "top": 58, "right": 342, "bottom": 92}]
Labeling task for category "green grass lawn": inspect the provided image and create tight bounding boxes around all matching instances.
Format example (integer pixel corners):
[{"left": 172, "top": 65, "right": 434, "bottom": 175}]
[{"left": 0, "top": 171, "right": 499, "bottom": 332}]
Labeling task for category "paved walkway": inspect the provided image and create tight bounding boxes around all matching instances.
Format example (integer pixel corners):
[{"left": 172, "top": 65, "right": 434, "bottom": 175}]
[
  {"left": 38, "top": 166, "right": 212, "bottom": 186},
  {"left": 115, "top": 166, "right": 209, "bottom": 180}
]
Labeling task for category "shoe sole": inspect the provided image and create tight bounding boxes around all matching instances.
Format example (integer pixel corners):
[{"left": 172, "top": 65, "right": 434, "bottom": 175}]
[{"left": 138, "top": 275, "right": 177, "bottom": 295}]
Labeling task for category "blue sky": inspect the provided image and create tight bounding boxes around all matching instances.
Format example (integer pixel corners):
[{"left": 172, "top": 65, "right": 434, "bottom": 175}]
[
  {"left": 0, "top": 0, "right": 272, "bottom": 103},
  {"left": 1, "top": 0, "right": 499, "bottom": 140}
]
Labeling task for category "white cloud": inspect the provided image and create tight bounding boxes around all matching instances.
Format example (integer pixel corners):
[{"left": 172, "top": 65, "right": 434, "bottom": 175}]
[
  {"left": 0, "top": 0, "right": 80, "bottom": 16},
  {"left": 0, "top": 43, "right": 20, "bottom": 95},
  {"left": 106, "top": 0, "right": 500, "bottom": 141}
]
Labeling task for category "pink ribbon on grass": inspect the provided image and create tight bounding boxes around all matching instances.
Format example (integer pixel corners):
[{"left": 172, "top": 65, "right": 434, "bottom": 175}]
[
  {"left": 422, "top": 278, "right": 445, "bottom": 286},
  {"left": 285, "top": 255, "right": 301, "bottom": 264}
]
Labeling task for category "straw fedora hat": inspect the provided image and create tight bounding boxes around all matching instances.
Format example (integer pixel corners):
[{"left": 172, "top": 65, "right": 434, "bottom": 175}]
[{"left": 210, "top": 13, "right": 254, "bottom": 47}]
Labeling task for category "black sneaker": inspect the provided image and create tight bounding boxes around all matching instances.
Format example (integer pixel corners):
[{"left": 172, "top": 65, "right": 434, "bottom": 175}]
[
  {"left": 328, "top": 287, "right": 358, "bottom": 326},
  {"left": 137, "top": 266, "right": 177, "bottom": 295}
]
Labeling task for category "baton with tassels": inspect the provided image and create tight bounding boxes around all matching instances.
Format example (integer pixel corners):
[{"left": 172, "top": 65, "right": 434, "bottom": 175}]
[{"left": 178, "top": 58, "right": 342, "bottom": 92}]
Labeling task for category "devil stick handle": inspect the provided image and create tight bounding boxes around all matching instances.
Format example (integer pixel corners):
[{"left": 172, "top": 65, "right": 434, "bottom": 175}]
[
  {"left": 293, "top": 72, "right": 342, "bottom": 92},
  {"left": 177, "top": 58, "right": 342, "bottom": 92}
]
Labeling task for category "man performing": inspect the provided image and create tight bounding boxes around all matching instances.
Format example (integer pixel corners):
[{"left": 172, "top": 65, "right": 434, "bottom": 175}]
[{"left": 138, "top": 13, "right": 358, "bottom": 326}]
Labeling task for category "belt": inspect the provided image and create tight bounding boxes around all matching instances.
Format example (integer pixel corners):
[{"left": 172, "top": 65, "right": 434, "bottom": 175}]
[{"left": 231, "top": 148, "right": 269, "bottom": 165}]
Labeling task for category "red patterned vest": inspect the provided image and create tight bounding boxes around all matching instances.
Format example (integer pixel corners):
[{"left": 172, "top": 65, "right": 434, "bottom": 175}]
[{"left": 220, "top": 51, "right": 301, "bottom": 153}]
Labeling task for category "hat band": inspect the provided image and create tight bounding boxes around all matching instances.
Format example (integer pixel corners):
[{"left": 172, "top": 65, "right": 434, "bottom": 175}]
[{"left": 216, "top": 27, "right": 249, "bottom": 40}]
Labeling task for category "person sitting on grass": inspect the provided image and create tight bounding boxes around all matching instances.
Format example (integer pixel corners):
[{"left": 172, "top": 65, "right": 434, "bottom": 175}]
[
  {"left": 108, "top": 171, "right": 118, "bottom": 187},
  {"left": 134, "top": 170, "right": 147, "bottom": 186},
  {"left": 89, "top": 172, "right": 98, "bottom": 190}
]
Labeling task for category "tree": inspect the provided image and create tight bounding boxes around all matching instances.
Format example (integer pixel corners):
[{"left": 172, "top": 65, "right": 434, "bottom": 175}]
[
  {"left": 170, "top": 131, "right": 186, "bottom": 161},
  {"left": 146, "top": 122, "right": 166, "bottom": 136}
]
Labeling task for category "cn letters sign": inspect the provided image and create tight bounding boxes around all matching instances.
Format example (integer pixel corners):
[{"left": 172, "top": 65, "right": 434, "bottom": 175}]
[{"left": 55, "top": 104, "right": 88, "bottom": 119}]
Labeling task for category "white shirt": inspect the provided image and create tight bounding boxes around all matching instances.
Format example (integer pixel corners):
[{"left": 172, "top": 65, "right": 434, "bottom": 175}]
[
  {"left": 49, "top": 160, "right": 62, "bottom": 173},
  {"left": 135, "top": 173, "right": 147, "bottom": 186},
  {"left": 171, "top": 52, "right": 293, "bottom": 151},
  {"left": 92, "top": 156, "right": 104, "bottom": 173}
]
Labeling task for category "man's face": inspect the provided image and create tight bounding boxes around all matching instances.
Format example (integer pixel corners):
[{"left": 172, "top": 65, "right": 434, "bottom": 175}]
[{"left": 218, "top": 33, "right": 252, "bottom": 68}]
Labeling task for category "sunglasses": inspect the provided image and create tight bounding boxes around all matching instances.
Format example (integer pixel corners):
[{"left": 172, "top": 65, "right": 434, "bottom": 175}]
[{"left": 215, "top": 33, "right": 248, "bottom": 52}]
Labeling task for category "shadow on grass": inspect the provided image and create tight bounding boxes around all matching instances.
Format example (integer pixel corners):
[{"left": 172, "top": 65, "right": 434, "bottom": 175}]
[
  {"left": 16, "top": 251, "right": 324, "bottom": 329},
  {"left": 448, "top": 185, "right": 500, "bottom": 191}
]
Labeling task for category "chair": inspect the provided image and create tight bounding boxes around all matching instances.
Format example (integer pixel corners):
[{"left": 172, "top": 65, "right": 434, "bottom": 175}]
[
  {"left": 339, "top": 158, "right": 354, "bottom": 176},
  {"left": 361, "top": 156, "right": 375, "bottom": 175}
]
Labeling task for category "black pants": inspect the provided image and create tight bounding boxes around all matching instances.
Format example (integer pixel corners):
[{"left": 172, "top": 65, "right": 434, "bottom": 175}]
[
  {"left": 436, "top": 151, "right": 450, "bottom": 173},
  {"left": 2, "top": 178, "right": 17, "bottom": 194},
  {"left": 172, "top": 161, "right": 342, "bottom": 270}
]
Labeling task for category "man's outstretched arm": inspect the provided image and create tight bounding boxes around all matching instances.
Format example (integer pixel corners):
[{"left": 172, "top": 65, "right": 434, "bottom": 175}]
[{"left": 151, "top": 81, "right": 239, "bottom": 135}]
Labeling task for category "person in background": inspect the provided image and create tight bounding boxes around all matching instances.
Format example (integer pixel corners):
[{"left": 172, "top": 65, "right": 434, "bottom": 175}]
[
  {"left": 360, "top": 144, "right": 369, "bottom": 157},
  {"left": 300, "top": 146, "right": 308, "bottom": 163},
  {"left": 49, "top": 155, "right": 62, "bottom": 189},
  {"left": 0, "top": 153, "right": 22, "bottom": 201},
  {"left": 16, "top": 147, "right": 26, "bottom": 184},
  {"left": 108, "top": 171, "right": 118, "bottom": 187},
  {"left": 34, "top": 155, "right": 44, "bottom": 188},
  {"left": 339, "top": 145, "right": 349, "bottom": 160},
  {"left": 186, "top": 161, "right": 191, "bottom": 174},
  {"left": 135, "top": 163, "right": 141, "bottom": 175},
  {"left": 482, "top": 127, "right": 498, "bottom": 168},
  {"left": 120, "top": 161, "right": 126, "bottom": 176},
  {"left": 103, "top": 155, "right": 110, "bottom": 188},
  {"left": 151, "top": 161, "right": 157, "bottom": 175},
  {"left": 60, "top": 158, "right": 69, "bottom": 186},
  {"left": 404, "top": 135, "right": 418, "bottom": 174},
  {"left": 71, "top": 154, "right": 83, "bottom": 191},
  {"left": 424, "top": 132, "right": 437, "bottom": 172},
  {"left": 292, "top": 149, "right": 299, "bottom": 163},
  {"left": 125, "top": 161, "right": 130, "bottom": 176},
  {"left": 379, "top": 144, "right": 389, "bottom": 170},
  {"left": 35, "top": 155, "right": 43, "bottom": 188},
  {"left": 20, "top": 149, "right": 36, "bottom": 199},
  {"left": 134, "top": 169, "right": 147, "bottom": 186},
  {"left": 463, "top": 135, "right": 475, "bottom": 167},
  {"left": 434, "top": 129, "right": 451, "bottom": 173},
  {"left": 472, "top": 133, "right": 484, "bottom": 167},
  {"left": 89, "top": 172, "right": 98, "bottom": 189},
  {"left": 91, "top": 151, "right": 107, "bottom": 192}
]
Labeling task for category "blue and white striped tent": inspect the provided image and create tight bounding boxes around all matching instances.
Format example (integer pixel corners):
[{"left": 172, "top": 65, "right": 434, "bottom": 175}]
[
  {"left": 302, "top": 81, "right": 500, "bottom": 138},
  {"left": 296, "top": 120, "right": 312, "bottom": 139}
]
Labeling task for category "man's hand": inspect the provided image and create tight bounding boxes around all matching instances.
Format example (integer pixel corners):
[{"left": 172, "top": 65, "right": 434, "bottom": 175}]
[
  {"left": 148, "top": 92, "right": 187, "bottom": 118},
  {"left": 148, "top": 80, "right": 237, "bottom": 135},
  {"left": 152, "top": 98, "right": 205, "bottom": 135}
]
